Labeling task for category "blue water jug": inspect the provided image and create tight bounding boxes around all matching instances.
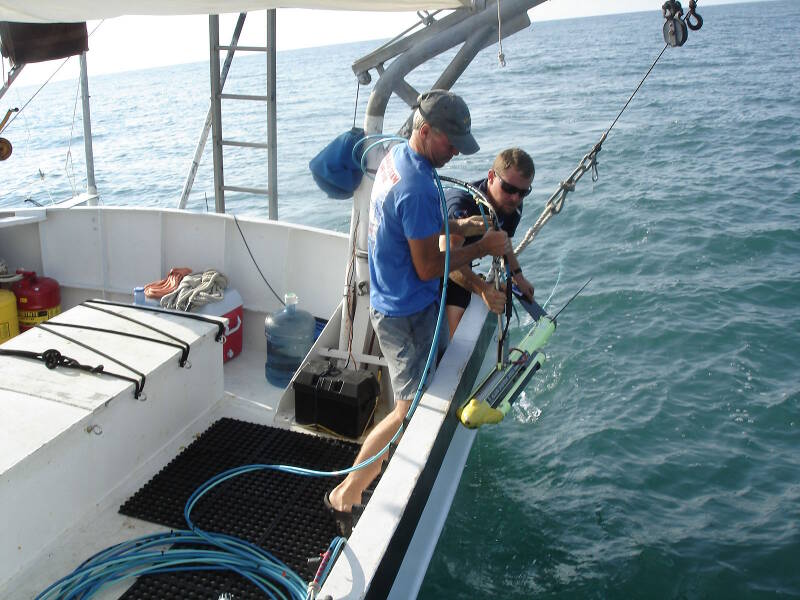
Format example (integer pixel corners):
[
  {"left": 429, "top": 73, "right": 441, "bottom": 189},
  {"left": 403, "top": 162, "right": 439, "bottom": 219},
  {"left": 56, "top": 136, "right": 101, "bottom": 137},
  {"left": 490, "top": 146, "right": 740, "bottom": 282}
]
[
  {"left": 265, "top": 293, "right": 316, "bottom": 387},
  {"left": 132, "top": 286, "right": 161, "bottom": 308}
]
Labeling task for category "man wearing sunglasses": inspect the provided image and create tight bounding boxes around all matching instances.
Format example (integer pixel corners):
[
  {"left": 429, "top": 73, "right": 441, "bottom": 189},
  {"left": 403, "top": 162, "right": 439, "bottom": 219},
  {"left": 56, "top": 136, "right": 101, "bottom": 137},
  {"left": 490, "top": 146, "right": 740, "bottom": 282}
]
[{"left": 443, "top": 147, "right": 536, "bottom": 338}]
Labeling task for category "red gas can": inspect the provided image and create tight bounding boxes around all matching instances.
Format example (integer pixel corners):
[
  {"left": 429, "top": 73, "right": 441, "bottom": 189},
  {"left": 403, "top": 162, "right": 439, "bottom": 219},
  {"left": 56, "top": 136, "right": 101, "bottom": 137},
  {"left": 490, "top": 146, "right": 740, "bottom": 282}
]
[{"left": 11, "top": 270, "right": 61, "bottom": 332}]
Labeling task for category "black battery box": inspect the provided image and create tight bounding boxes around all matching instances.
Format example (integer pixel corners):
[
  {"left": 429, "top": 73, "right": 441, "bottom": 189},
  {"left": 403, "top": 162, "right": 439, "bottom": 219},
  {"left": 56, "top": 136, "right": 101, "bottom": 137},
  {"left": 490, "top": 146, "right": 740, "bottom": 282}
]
[{"left": 293, "top": 361, "right": 379, "bottom": 439}]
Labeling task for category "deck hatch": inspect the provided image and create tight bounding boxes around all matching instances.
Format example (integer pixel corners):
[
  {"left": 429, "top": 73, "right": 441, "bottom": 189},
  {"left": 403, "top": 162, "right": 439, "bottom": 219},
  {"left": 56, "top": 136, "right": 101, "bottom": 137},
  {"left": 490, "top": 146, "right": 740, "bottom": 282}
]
[{"left": 118, "top": 418, "right": 360, "bottom": 598}]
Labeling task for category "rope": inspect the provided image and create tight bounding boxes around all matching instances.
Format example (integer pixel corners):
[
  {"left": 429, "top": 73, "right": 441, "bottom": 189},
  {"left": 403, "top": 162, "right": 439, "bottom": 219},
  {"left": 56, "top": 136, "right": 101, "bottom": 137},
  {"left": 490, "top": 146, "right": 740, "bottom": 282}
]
[
  {"left": 0, "top": 257, "right": 22, "bottom": 282},
  {"left": 3, "top": 59, "right": 71, "bottom": 133},
  {"left": 541, "top": 266, "right": 561, "bottom": 311},
  {"left": 65, "top": 77, "right": 81, "bottom": 197},
  {"left": 514, "top": 42, "right": 671, "bottom": 256},
  {"left": 352, "top": 81, "right": 360, "bottom": 129},
  {"left": 607, "top": 43, "right": 669, "bottom": 135},
  {"left": 368, "top": 10, "right": 442, "bottom": 57},
  {"left": 496, "top": 0, "right": 506, "bottom": 67},
  {"left": 42, "top": 321, "right": 191, "bottom": 368},
  {"left": 160, "top": 270, "right": 229, "bottom": 312},
  {"left": 85, "top": 299, "right": 226, "bottom": 341},
  {"left": 343, "top": 212, "right": 359, "bottom": 370},
  {"left": 3, "top": 21, "right": 105, "bottom": 134}
]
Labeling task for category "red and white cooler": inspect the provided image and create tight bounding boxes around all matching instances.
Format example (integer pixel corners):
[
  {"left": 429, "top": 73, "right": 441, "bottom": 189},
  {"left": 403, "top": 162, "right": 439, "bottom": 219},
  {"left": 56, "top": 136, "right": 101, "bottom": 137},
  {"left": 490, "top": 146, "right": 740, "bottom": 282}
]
[{"left": 195, "top": 288, "right": 243, "bottom": 363}]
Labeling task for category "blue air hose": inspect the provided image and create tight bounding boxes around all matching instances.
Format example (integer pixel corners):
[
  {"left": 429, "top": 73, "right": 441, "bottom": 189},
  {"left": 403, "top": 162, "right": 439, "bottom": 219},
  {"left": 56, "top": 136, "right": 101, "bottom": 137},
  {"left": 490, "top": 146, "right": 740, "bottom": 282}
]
[
  {"left": 352, "top": 134, "right": 407, "bottom": 177},
  {"left": 36, "top": 530, "right": 306, "bottom": 599}
]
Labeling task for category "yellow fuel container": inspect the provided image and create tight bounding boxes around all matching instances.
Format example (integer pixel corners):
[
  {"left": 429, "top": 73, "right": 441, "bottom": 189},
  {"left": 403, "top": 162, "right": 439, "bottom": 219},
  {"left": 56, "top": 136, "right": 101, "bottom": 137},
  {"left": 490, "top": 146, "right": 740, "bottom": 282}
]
[{"left": 0, "top": 288, "right": 20, "bottom": 343}]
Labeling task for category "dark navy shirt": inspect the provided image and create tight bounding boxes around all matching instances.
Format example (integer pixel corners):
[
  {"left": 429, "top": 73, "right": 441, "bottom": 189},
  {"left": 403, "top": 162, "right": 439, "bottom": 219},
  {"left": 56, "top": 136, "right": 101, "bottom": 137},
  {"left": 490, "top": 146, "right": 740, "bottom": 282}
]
[{"left": 445, "top": 178, "right": 522, "bottom": 245}]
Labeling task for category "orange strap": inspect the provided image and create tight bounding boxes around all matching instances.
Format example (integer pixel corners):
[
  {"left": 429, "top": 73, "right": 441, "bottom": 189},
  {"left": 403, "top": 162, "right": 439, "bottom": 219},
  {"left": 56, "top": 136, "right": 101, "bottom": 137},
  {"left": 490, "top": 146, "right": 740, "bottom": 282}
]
[{"left": 144, "top": 267, "right": 193, "bottom": 299}]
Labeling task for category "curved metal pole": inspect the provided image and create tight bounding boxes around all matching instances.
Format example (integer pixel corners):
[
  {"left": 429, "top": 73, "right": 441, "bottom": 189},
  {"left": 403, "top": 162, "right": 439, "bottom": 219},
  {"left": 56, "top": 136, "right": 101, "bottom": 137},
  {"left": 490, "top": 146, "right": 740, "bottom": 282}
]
[{"left": 366, "top": 0, "right": 543, "bottom": 121}]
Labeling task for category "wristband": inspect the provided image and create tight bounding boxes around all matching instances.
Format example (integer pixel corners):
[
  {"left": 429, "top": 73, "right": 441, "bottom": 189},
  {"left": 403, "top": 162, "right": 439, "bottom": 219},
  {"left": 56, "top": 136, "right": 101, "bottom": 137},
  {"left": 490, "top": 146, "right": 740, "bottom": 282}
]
[{"left": 511, "top": 267, "right": 522, "bottom": 276}]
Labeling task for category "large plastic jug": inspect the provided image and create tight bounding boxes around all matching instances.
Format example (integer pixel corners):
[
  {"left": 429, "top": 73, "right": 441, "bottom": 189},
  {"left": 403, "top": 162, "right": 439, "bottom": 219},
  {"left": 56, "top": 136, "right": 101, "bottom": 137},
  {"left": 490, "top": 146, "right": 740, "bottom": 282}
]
[
  {"left": 265, "top": 293, "right": 316, "bottom": 387},
  {"left": 132, "top": 286, "right": 160, "bottom": 307}
]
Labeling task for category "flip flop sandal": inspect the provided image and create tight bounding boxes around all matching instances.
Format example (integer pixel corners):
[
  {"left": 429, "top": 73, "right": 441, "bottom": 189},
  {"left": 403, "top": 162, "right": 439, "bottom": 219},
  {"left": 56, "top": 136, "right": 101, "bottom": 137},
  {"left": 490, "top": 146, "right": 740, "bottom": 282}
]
[{"left": 324, "top": 490, "right": 356, "bottom": 538}]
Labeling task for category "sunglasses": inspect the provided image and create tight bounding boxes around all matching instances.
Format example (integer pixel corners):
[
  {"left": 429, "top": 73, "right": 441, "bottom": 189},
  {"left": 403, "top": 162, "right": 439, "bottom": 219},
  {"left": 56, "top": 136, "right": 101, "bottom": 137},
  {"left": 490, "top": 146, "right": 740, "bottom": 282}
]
[{"left": 495, "top": 171, "right": 532, "bottom": 198}]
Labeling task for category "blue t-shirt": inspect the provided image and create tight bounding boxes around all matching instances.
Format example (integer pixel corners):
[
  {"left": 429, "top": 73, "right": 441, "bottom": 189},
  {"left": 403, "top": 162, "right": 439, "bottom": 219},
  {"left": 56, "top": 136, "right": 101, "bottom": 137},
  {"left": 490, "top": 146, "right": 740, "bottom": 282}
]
[
  {"left": 368, "top": 143, "right": 443, "bottom": 316},
  {"left": 445, "top": 178, "right": 522, "bottom": 245}
]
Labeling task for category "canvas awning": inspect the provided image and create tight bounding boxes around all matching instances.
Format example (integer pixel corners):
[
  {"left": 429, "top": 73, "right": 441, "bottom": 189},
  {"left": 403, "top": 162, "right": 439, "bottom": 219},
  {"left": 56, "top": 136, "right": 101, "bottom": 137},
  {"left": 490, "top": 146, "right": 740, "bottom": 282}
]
[
  {"left": 0, "top": 22, "right": 87, "bottom": 63},
  {"left": 0, "top": 0, "right": 474, "bottom": 24}
]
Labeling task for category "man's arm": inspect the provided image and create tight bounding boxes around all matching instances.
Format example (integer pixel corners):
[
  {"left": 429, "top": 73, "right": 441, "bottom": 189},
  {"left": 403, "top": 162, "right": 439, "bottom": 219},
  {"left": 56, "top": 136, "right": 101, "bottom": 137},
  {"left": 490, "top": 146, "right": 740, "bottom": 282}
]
[
  {"left": 449, "top": 265, "right": 506, "bottom": 314},
  {"left": 408, "top": 229, "right": 508, "bottom": 281},
  {"left": 448, "top": 265, "right": 483, "bottom": 295},
  {"left": 440, "top": 227, "right": 506, "bottom": 314},
  {"left": 447, "top": 215, "right": 488, "bottom": 238}
]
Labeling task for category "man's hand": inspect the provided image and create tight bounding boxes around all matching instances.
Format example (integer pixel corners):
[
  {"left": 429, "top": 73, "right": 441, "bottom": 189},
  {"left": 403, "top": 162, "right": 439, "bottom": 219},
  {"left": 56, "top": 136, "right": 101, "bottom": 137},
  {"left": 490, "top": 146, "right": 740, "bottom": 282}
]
[
  {"left": 480, "top": 282, "right": 507, "bottom": 314},
  {"left": 513, "top": 274, "right": 534, "bottom": 301},
  {"left": 477, "top": 229, "right": 508, "bottom": 257},
  {"left": 455, "top": 215, "right": 489, "bottom": 238}
]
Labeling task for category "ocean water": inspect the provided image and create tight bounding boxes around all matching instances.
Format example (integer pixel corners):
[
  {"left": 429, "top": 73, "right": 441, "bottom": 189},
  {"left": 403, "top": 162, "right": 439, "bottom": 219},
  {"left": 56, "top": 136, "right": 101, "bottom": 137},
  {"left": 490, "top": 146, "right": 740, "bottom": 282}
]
[{"left": 3, "top": 1, "right": 799, "bottom": 598}]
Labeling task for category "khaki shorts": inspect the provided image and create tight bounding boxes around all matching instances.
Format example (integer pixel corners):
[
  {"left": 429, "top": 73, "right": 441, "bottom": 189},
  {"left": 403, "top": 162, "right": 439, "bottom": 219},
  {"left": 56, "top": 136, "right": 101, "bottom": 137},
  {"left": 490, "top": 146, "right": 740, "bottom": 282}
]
[{"left": 369, "top": 303, "right": 448, "bottom": 402}]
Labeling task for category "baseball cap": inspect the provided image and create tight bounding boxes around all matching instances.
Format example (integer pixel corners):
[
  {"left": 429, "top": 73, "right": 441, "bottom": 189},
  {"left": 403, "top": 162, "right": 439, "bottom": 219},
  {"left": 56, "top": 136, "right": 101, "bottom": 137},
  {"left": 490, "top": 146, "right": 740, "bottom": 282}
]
[{"left": 416, "top": 89, "right": 479, "bottom": 155}]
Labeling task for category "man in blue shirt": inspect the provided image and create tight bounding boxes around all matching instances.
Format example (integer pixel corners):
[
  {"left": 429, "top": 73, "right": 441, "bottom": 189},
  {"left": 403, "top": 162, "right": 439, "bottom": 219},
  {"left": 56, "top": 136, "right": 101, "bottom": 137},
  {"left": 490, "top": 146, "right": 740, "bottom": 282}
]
[
  {"left": 444, "top": 147, "right": 536, "bottom": 338},
  {"left": 325, "top": 90, "right": 508, "bottom": 533}
]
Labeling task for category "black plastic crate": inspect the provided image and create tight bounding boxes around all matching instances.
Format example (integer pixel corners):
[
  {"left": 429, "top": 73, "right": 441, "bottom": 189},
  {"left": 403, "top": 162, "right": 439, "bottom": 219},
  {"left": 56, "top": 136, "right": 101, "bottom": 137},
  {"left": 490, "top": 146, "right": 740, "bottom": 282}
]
[{"left": 293, "top": 361, "right": 379, "bottom": 439}]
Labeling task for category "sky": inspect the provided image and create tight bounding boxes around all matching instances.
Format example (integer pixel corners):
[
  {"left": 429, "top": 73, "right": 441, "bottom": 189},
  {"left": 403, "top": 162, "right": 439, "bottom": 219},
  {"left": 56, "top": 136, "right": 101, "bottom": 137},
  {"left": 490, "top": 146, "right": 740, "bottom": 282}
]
[{"left": 5, "top": 0, "right": 760, "bottom": 89}]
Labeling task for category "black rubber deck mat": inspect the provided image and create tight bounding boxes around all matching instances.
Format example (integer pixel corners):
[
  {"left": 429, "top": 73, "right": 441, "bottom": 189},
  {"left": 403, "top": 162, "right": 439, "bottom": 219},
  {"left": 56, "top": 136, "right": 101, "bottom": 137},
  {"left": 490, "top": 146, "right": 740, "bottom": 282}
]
[{"left": 118, "top": 417, "right": 362, "bottom": 599}]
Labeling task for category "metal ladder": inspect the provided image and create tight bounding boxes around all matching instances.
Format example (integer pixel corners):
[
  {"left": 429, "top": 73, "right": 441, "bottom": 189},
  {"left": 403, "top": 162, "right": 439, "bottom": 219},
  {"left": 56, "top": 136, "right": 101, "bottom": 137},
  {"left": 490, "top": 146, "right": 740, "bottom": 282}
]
[{"left": 179, "top": 11, "right": 278, "bottom": 219}]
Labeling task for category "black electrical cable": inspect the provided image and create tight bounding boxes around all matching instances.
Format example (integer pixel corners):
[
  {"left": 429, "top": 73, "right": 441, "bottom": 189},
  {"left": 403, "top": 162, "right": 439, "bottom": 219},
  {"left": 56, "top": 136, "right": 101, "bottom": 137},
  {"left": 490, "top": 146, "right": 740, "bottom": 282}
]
[{"left": 233, "top": 214, "right": 285, "bottom": 306}]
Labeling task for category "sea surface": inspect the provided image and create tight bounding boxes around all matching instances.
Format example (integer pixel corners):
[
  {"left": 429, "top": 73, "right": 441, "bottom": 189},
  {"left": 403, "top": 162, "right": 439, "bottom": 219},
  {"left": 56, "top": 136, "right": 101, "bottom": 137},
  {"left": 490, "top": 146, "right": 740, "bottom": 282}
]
[{"left": 2, "top": 1, "right": 799, "bottom": 598}]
